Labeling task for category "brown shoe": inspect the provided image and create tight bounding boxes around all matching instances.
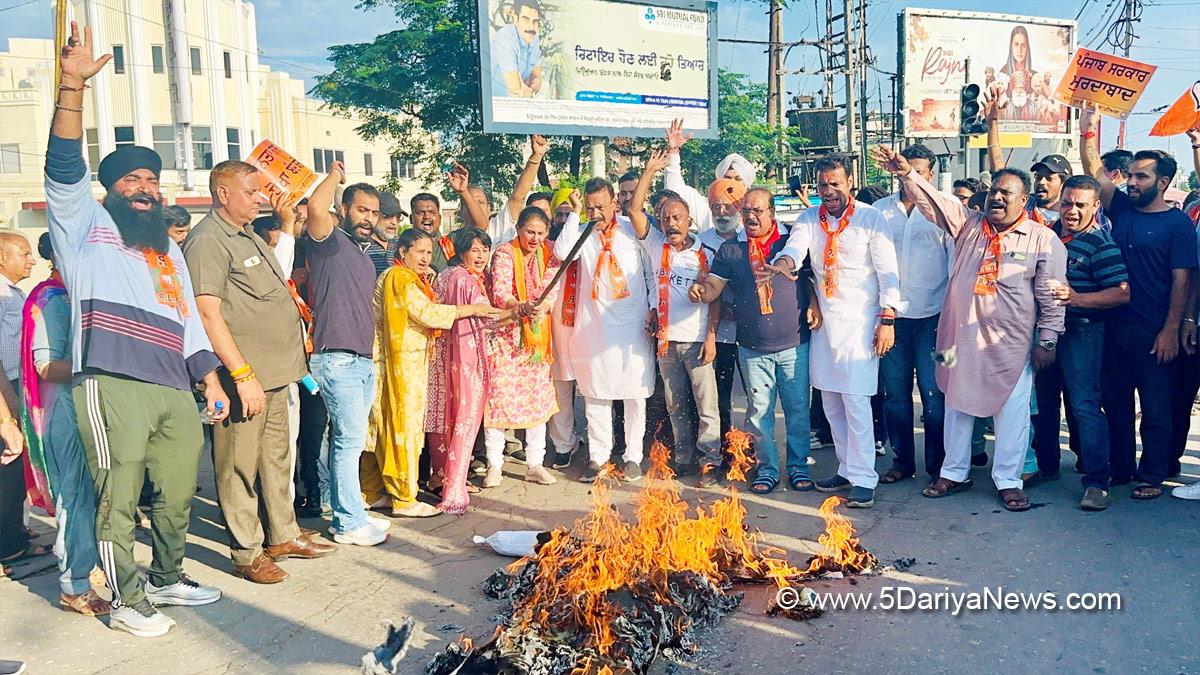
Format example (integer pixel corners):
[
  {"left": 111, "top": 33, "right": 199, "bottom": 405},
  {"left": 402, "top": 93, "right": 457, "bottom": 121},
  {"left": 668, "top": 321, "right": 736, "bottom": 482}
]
[
  {"left": 265, "top": 537, "right": 337, "bottom": 560},
  {"left": 298, "top": 527, "right": 322, "bottom": 540},
  {"left": 233, "top": 554, "right": 289, "bottom": 584}
]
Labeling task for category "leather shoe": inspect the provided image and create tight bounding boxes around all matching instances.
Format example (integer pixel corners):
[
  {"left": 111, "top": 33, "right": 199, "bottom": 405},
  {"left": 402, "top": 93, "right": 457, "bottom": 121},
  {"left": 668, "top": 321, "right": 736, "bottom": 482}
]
[
  {"left": 265, "top": 537, "right": 336, "bottom": 560},
  {"left": 298, "top": 527, "right": 322, "bottom": 540},
  {"left": 233, "top": 554, "right": 289, "bottom": 584}
]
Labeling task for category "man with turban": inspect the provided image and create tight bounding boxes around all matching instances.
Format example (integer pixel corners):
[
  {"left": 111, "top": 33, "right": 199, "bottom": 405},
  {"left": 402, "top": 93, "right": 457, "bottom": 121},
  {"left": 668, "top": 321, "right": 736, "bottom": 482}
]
[{"left": 44, "top": 22, "right": 229, "bottom": 637}]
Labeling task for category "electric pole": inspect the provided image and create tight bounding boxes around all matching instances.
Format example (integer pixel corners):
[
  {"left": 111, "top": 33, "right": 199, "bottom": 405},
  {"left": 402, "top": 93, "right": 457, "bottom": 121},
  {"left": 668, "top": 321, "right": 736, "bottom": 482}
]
[
  {"left": 1116, "top": 0, "right": 1137, "bottom": 149},
  {"left": 842, "top": 0, "right": 858, "bottom": 182},
  {"left": 767, "top": 0, "right": 785, "bottom": 177}
]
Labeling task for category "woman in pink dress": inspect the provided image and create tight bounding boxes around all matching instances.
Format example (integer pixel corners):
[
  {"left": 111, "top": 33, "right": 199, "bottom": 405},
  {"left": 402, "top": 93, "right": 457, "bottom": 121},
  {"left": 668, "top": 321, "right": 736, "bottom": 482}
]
[
  {"left": 482, "top": 207, "right": 563, "bottom": 487},
  {"left": 426, "top": 228, "right": 514, "bottom": 514}
]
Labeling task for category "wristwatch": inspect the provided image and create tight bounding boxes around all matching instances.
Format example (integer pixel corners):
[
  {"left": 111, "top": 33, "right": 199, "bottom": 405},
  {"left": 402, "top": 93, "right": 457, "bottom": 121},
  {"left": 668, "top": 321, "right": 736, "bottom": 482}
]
[
  {"left": 879, "top": 316, "right": 895, "bottom": 326},
  {"left": 1038, "top": 339, "right": 1057, "bottom": 351}
]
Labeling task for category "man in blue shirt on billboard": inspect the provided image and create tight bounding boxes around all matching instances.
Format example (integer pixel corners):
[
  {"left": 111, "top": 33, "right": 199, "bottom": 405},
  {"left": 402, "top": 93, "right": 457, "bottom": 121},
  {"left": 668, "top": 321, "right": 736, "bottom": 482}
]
[{"left": 491, "top": 0, "right": 543, "bottom": 97}]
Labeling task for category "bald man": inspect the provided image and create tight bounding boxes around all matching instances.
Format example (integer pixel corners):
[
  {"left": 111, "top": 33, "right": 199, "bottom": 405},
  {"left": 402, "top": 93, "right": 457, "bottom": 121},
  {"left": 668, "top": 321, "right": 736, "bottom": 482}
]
[{"left": 0, "top": 231, "right": 34, "bottom": 585}]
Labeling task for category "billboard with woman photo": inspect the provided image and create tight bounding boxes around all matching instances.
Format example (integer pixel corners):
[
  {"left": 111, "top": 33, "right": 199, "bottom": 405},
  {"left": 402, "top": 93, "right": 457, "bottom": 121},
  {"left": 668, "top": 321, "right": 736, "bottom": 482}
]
[{"left": 899, "top": 9, "right": 1075, "bottom": 137}]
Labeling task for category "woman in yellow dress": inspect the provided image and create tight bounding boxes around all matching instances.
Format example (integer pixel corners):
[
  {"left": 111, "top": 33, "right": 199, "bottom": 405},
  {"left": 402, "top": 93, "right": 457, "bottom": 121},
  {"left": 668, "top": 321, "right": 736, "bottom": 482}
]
[{"left": 361, "top": 228, "right": 500, "bottom": 517}]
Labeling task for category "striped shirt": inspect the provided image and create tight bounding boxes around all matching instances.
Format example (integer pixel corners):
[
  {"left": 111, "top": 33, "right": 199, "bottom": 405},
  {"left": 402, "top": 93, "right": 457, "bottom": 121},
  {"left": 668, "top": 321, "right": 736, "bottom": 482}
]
[
  {"left": 0, "top": 274, "right": 25, "bottom": 381},
  {"left": 44, "top": 135, "right": 219, "bottom": 391},
  {"left": 1052, "top": 221, "right": 1128, "bottom": 318},
  {"left": 365, "top": 240, "right": 392, "bottom": 278}
]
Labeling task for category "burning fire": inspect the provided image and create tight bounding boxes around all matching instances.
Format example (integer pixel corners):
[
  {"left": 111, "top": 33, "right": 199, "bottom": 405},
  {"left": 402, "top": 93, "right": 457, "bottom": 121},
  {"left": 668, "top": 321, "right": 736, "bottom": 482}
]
[{"left": 429, "top": 432, "right": 877, "bottom": 674}]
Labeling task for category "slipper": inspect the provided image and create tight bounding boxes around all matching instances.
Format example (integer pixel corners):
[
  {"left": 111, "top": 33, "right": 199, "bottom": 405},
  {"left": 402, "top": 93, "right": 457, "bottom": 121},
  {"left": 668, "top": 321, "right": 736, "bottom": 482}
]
[
  {"left": 0, "top": 542, "right": 51, "bottom": 565},
  {"left": 999, "top": 488, "right": 1031, "bottom": 512},
  {"left": 922, "top": 477, "right": 973, "bottom": 498},
  {"left": 879, "top": 468, "right": 913, "bottom": 484},
  {"left": 750, "top": 475, "right": 778, "bottom": 494},
  {"left": 391, "top": 503, "right": 443, "bottom": 518},
  {"left": 60, "top": 589, "right": 112, "bottom": 617},
  {"left": 1131, "top": 483, "right": 1163, "bottom": 500},
  {"left": 788, "top": 472, "right": 815, "bottom": 491}
]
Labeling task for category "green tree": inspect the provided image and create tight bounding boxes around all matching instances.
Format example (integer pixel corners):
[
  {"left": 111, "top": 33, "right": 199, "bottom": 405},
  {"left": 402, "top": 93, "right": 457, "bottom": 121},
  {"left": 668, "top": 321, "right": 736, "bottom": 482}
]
[{"left": 1189, "top": 170, "right": 1198, "bottom": 191}]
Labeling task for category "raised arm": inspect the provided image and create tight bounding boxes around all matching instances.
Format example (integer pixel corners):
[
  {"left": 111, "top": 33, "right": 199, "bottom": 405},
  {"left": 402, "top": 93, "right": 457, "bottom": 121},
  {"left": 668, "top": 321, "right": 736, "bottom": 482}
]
[
  {"left": 271, "top": 191, "right": 299, "bottom": 238},
  {"left": 872, "top": 145, "right": 970, "bottom": 238},
  {"left": 505, "top": 135, "right": 549, "bottom": 222},
  {"left": 629, "top": 148, "right": 669, "bottom": 240},
  {"left": 663, "top": 119, "right": 714, "bottom": 232},
  {"left": 448, "top": 163, "right": 490, "bottom": 231},
  {"left": 305, "top": 161, "right": 345, "bottom": 241},
  {"left": 983, "top": 83, "right": 1008, "bottom": 173},
  {"left": 1079, "top": 105, "right": 1116, "bottom": 210}
]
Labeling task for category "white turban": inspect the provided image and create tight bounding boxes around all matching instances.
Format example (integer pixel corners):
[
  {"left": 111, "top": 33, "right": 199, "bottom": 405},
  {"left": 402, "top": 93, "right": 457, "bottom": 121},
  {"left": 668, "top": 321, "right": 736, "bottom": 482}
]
[{"left": 715, "top": 153, "right": 756, "bottom": 186}]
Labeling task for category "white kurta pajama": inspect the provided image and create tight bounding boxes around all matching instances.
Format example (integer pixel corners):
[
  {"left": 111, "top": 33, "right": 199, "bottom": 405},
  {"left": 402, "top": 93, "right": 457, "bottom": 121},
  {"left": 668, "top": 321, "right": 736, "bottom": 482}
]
[
  {"left": 547, "top": 213, "right": 582, "bottom": 456},
  {"left": 776, "top": 202, "right": 901, "bottom": 489},
  {"left": 553, "top": 214, "right": 655, "bottom": 464}
]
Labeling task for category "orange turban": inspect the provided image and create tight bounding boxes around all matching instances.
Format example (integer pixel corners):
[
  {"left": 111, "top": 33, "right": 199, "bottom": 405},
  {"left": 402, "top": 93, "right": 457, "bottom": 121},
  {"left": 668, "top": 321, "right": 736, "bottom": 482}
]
[{"left": 707, "top": 178, "right": 747, "bottom": 207}]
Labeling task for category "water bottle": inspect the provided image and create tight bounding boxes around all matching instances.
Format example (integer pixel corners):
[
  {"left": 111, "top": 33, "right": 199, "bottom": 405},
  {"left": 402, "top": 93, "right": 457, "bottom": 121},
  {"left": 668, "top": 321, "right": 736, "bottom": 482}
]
[
  {"left": 300, "top": 374, "right": 320, "bottom": 395},
  {"left": 200, "top": 400, "right": 225, "bottom": 425}
]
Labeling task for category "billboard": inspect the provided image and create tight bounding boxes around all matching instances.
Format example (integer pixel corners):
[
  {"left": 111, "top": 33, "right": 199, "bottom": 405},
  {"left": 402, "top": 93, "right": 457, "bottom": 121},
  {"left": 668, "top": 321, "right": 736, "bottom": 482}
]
[
  {"left": 476, "top": 0, "right": 718, "bottom": 138},
  {"left": 899, "top": 9, "right": 1075, "bottom": 138}
]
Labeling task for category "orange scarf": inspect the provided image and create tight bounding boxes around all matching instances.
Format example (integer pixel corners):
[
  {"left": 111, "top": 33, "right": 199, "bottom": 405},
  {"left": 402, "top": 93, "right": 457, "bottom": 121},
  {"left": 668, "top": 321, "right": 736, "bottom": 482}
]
[
  {"left": 285, "top": 279, "right": 315, "bottom": 354},
  {"left": 438, "top": 235, "right": 456, "bottom": 261},
  {"left": 592, "top": 220, "right": 630, "bottom": 301},
  {"left": 747, "top": 221, "right": 781, "bottom": 315},
  {"left": 512, "top": 241, "right": 554, "bottom": 364},
  {"left": 974, "top": 221, "right": 1004, "bottom": 296},
  {"left": 143, "top": 249, "right": 189, "bottom": 318},
  {"left": 561, "top": 261, "right": 580, "bottom": 327},
  {"left": 818, "top": 201, "right": 855, "bottom": 298},
  {"left": 656, "top": 241, "right": 708, "bottom": 357}
]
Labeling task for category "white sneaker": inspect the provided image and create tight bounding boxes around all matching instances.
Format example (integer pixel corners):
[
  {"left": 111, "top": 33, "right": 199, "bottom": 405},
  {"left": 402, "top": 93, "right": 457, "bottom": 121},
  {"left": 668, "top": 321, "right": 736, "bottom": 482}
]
[
  {"left": 485, "top": 465, "right": 504, "bottom": 488},
  {"left": 525, "top": 465, "right": 557, "bottom": 485},
  {"left": 1171, "top": 482, "right": 1200, "bottom": 500},
  {"left": 333, "top": 523, "right": 388, "bottom": 546},
  {"left": 327, "top": 515, "right": 392, "bottom": 536},
  {"left": 109, "top": 600, "right": 176, "bottom": 638},
  {"left": 145, "top": 573, "right": 221, "bottom": 607}
]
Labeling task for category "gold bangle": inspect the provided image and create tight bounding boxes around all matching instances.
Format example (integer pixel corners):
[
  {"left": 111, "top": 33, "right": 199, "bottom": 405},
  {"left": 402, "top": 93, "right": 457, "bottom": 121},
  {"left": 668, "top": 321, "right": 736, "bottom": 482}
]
[
  {"left": 233, "top": 372, "right": 257, "bottom": 384},
  {"left": 229, "top": 364, "right": 252, "bottom": 378},
  {"left": 0, "top": 417, "right": 18, "bottom": 427}
]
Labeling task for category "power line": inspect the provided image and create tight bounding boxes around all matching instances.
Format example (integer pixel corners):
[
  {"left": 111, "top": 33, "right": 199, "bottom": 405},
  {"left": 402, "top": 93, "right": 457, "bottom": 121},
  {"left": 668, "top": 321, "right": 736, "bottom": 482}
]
[{"left": 0, "top": 0, "right": 38, "bottom": 12}]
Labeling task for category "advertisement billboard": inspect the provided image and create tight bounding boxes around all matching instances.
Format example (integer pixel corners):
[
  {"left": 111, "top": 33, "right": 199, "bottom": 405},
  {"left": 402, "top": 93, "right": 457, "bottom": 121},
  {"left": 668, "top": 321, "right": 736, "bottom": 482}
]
[
  {"left": 899, "top": 9, "right": 1076, "bottom": 138},
  {"left": 476, "top": 0, "right": 718, "bottom": 138}
]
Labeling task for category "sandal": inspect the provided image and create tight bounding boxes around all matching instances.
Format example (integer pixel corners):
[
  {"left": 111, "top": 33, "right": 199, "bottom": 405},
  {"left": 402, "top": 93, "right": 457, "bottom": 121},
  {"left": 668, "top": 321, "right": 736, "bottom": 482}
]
[
  {"left": 750, "top": 475, "right": 778, "bottom": 494},
  {"left": 0, "top": 542, "right": 51, "bottom": 565},
  {"left": 922, "top": 477, "right": 973, "bottom": 498},
  {"left": 879, "top": 468, "right": 913, "bottom": 484},
  {"left": 999, "top": 488, "right": 1031, "bottom": 512},
  {"left": 60, "top": 589, "right": 111, "bottom": 616},
  {"left": 1131, "top": 483, "right": 1163, "bottom": 500},
  {"left": 788, "top": 471, "right": 815, "bottom": 491}
]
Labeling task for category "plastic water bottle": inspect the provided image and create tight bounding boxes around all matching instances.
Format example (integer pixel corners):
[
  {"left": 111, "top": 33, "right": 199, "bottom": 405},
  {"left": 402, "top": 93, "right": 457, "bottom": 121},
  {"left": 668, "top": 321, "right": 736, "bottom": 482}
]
[
  {"left": 299, "top": 374, "right": 320, "bottom": 395},
  {"left": 200, "top": 400, "right": 225, "bottom": 425}
]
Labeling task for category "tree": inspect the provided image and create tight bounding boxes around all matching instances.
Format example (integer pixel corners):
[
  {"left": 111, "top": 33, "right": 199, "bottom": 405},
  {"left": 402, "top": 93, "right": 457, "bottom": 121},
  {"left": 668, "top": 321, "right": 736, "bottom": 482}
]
[{"left": 1189, "top": 170, "right": 1198, "bottom": 191}]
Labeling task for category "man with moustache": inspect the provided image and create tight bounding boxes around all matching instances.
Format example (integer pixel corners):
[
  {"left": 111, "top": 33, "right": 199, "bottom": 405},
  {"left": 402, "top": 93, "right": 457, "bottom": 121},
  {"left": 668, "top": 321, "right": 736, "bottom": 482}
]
[
  {"left": 184, "top": 161, "right": 335, "bottom": 584},
  {"left": 1080, "top": 107, "right": 1198, "bottom": 500},
  {"left": 873, "top": 144, "right": 1066, "bottom": 513},
  {"left": 303, "top": 162, "right": 391, "bottom": 545},
  {"left": 366, "top": 192, "right": 403, "bottom": 277},
  {"left": 409, "top": 191, "right": 451, "bottom": 272},
  {"left": 1029, "top": 175, "right": 1129, "bottom": 511},
  {"left": 43, "top": 22, "right": 230, "bottom": 637},
  {"left": 491, "top": 0, "right": 543, "bottom": 98}
]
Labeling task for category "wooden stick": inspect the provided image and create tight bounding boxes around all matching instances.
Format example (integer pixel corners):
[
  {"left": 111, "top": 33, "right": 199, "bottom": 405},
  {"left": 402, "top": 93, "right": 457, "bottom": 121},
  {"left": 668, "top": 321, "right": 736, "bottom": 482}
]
[{"left": 535, "top": 218, "right": 599, "bottom": 304}]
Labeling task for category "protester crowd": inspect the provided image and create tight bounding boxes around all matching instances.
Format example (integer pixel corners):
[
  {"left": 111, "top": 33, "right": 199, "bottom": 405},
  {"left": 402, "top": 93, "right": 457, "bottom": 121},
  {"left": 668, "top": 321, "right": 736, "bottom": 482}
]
[{"left": 1, "top": 25, "right": 1199, "bottom": 643}]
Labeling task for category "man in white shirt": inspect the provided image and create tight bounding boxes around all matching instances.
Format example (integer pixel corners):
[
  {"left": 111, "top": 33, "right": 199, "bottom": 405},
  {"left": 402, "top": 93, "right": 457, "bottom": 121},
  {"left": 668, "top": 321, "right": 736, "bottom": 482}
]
[
  {"left": 770, "top": 153, "right": 901, "bottom": 508},
  {"left": 870, "top": 144, "right": 953, "bottom": 484}
]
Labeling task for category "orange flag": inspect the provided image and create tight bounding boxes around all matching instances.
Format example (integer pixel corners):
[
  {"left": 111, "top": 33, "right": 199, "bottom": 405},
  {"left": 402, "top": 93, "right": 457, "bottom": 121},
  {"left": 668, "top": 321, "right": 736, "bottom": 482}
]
[{"left": 1150, "top": 81, "right": 1200, "bottom": 137}]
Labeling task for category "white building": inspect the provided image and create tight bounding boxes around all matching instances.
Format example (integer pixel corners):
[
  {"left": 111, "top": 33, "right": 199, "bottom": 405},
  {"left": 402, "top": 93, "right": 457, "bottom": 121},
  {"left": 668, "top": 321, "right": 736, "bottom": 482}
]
[{"left": 0, "top": 0, "right": 438, "bottom": 239}]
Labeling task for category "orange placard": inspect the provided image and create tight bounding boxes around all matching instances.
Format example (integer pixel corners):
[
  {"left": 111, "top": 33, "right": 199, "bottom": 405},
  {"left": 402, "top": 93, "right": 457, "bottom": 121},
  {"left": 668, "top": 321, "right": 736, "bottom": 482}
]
[
  {"left": 1150, "top": 81, "right": 1200, "bottom": 137},
  {"left": 245, "top": 139, "right": 317, "bottom": 205},
  {"left": 1053, "top": 48, "right": 1155, "bottom": 120}
]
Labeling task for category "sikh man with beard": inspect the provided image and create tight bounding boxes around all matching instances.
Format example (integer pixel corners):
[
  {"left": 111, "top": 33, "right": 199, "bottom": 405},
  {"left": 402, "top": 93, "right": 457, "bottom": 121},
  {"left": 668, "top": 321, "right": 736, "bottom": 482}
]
[
  {"left": 303, "top": 163, "right": 394, "bottom": 543},
  {"left": 873, "top": 144, "right": 1067, "bottom": 513},
  {"left": 184, "top": 161, "right": 335, "bottom": 584},
  {"left": 43, "top": 23, "right": 230, "bottom": 637},
  {"left": 769, "top": 154, "right": 901, "bottom": 509},
  {"left": 1080, "top": 106, "right": 1198, "bottom": 500}
]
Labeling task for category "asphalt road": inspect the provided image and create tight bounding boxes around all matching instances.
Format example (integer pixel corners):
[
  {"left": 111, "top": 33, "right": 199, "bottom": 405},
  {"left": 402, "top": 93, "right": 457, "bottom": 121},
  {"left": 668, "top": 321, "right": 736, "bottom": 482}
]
[{"left": 2, "top": 405, "right": 1197, "bottom": 674}]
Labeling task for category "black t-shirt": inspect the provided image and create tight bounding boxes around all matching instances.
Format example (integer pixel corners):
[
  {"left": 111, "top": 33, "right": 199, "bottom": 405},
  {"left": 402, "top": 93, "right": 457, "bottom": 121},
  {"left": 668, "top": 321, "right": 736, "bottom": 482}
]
[
  {"left": 709, "top": 236, "right": 811, "bottom": 354},
  {"left": 1106, "top": 190, "right": 1198, "bottom": 327},
  {"left": 307, "top": 228, "right": 377, "bottom": 356}
]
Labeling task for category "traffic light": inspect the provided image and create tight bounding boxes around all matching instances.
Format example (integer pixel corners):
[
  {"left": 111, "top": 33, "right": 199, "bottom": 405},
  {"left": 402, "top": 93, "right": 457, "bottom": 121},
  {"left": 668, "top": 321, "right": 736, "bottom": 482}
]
[{"left": 960, "top": 84, "right": 987, "bottom": 136}]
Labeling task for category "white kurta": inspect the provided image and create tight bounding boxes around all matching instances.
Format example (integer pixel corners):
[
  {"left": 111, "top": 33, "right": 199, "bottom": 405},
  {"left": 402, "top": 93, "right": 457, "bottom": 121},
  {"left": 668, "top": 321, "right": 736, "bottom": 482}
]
[
  {"left": 553, "top": 214, "right": 655, "bottom": 400},
  {"left": 775, "top": 202, "right": 901, "bottom": 396},
  {"left": 550, "top": 212, "right": 581, "bottom": 382}
]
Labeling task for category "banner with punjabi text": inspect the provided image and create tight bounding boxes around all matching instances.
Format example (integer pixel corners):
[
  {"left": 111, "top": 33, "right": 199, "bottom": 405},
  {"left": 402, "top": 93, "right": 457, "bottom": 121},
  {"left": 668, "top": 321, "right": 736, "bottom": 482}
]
[
  {"left": 1053, "top": 48, "right": 1155, "bottom": 120},
  {"left": 476, "top": 0, "right": 718, "bottom": 138}
]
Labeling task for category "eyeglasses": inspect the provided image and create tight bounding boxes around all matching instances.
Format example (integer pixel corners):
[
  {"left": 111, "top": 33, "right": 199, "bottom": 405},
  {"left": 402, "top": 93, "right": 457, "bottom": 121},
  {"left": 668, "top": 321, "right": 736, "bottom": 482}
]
[{"left": 741, "top": 207, "right": 770, "bottom": 217}]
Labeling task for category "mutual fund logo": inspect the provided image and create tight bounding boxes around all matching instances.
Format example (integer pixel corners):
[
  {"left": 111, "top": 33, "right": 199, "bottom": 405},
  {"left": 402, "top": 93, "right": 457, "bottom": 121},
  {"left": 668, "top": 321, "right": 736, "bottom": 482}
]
[{"left": 639, "top": 5, "right": 706, "bottom": 36}]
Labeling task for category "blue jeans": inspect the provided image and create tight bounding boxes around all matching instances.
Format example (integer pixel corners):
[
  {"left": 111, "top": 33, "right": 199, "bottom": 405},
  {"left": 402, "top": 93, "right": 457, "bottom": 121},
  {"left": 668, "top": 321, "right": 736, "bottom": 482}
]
[
  {"left": 43, "top": 397, "right": 100, "bottom": 595},
  {"left": 310, "top": 351, "right": 374, "bottom": 533},
  {"left": 739, "top": 343, "right": 811, "bottom": 482},
  {"left": 1033, "top": 320, "right": 1109, "bottom": 488},
  {"left": 880, "top": 315, "right": 945, "bottom": 477}
]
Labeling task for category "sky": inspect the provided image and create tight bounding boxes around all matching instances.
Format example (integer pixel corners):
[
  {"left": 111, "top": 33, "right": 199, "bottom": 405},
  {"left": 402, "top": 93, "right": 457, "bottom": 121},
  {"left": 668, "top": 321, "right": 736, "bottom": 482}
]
[{"left": 2, "top": 0, "right": 1196, "bottom": 157}]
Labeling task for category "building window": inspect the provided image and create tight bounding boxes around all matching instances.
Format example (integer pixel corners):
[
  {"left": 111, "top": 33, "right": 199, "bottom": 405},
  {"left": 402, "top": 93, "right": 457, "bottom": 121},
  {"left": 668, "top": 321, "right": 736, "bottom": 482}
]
[
  {"left": 112, "top": 45, "right": 125, "bottom": 74},
  {"left": 85, "top": 129, "right": 100, "bottom": 178},
  {"left": 312, "top": 148, "right": 344, "bottom": 173},
  {"left": 151, "top": 45, "right": 165, "bottom": 74},
  {"left": 193, "top": 126, "right": 213, "bottom": 170},
  {"left": 190, "top": 47, "right": 201, "bottom": 75},
  {"left": 114, "top": 126, "right": 135, "bottom": 149},
  {"left": 391, "top": 157, "right": 417, "bottom": 179},
  {"left": 0, "top": 145, "right": 19, "bottom": 174},
  {"left": 223, "top": 51, "right": 232, "bottom": 79},
  {"left": 152, "top": 125, "right": 177, "bottom": 169},
  {"left": 226, "top": 128, "right": 241, "bottom": 161},
  {"left": 363, "top": 153, "right": 373, "bottom": 176}
]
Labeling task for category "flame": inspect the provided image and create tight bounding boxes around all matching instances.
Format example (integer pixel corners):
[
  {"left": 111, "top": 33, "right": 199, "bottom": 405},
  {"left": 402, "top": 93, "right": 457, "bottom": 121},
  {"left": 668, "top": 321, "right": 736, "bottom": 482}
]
[
  {"left": 804, "top": 496, "right": 878, "bottom": 574},
  {"left": 723, "top": 428, "right": 754, "bottom": 482}
]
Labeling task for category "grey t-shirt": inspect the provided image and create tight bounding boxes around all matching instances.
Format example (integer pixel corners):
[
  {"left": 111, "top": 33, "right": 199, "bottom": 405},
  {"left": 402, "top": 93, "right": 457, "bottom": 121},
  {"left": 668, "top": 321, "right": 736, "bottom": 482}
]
[{"left": 308, "top": 228, "right": 377, "bottom": 356}]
